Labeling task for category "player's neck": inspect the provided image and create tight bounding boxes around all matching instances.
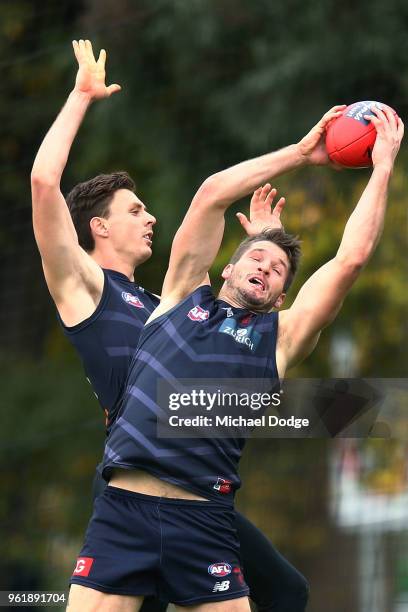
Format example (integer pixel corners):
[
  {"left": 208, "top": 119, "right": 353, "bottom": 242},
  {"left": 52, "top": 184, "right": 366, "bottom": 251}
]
[
  {"left": 217, "top": 286, "right": 256, "bottom": 311},
  {"left": 218, "top": 285, "right": 272, "bottom": 314},
  {"left": 91, "top": 250, "right": 136, "bottom": 282}
]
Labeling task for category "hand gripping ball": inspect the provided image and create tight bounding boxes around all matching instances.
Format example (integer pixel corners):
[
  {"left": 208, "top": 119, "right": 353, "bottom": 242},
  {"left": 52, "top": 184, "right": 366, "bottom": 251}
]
[{"left": 325, "top": 101, "right": 397, "bottom": 168}]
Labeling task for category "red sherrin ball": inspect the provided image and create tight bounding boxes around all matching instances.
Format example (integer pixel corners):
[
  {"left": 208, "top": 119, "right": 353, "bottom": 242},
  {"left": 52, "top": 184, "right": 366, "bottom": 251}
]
[{"left": 325, "top": 101, "right": 397, "bottom": 168}]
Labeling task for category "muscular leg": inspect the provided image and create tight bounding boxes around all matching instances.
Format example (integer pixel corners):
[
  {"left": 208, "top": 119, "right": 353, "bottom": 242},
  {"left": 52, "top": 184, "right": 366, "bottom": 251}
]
[
  {"left": 235, "top": 512, "right": 309, "bottom": 612},
  {"left": 175, "top": 596, "right": 250, "bottom": 611},
  {"left": 67, "top": 584, "right": 144, "bottom": 612}
]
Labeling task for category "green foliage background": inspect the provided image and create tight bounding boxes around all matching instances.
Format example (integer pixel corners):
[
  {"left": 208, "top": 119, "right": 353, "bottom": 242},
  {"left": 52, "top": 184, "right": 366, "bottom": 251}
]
[{"left": 0, "top": 1, "right": 407, "bottom": 609}]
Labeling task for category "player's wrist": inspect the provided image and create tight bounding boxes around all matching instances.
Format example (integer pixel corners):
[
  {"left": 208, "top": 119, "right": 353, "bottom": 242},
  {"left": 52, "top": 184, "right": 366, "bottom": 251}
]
[
  {"left": 372, "top": 160, "right": 393, "bottom": 176},
  {"left": 291, "top": 143, "right": 311, "bottom": 167},
  {"left": 70, "top": 88, "right": 94, "bottom": 105}
]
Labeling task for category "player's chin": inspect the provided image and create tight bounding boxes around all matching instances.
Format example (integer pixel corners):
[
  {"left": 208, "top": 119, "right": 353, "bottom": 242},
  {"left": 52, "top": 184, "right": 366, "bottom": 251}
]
[
  {"left": 137, "top": 245, "right": 153, "bottom": 264},
  {"left": 239, "top": 289, "right": 272, "bottom": 311}
]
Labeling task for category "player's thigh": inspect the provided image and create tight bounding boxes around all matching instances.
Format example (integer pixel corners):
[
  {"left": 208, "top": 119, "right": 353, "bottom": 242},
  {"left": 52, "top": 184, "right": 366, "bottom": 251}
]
[
  {"left": 174, "top": 596, "right": 250, "bottom": 612},
  {"left": 67, "top": 584, "right": 144, "bottom": 612}
]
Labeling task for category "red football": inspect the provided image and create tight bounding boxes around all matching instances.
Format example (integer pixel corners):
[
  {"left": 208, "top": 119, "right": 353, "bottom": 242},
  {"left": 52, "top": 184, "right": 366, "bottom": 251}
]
[{"left": 325, "top": 101, "right": 397, "bottom": 168}]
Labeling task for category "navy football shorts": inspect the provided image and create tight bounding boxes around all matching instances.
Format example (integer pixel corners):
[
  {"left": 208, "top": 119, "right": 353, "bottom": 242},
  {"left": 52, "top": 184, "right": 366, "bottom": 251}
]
[{"left": 70, "top": 486, "right": 249, "bottom": 606}]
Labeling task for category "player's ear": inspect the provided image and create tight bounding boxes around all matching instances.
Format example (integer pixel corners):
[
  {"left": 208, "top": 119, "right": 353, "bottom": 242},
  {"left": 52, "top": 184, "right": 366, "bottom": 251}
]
[
  {"left": 221, "top": 264, "right": 234, "bottom": 281},
  {"left": 90, "top": 216, "right": 109, "bottom": 238},
  {"left": 273, "top": 292, "right": 286, "bottom": 309}
]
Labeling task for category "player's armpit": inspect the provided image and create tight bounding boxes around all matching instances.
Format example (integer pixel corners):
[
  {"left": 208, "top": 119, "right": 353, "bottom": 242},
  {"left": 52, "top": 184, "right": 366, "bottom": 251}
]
[
  {"left": 42, "top": 249, "right": 104, "bottom": 327},
  {"left": 146, "top": 274, "right": 211, "bottom": 325},
  {"left": 276, "top": 312, "right": 321, "bottom": 375},
  {"left": 276, "top": 257, "right": 361, "bottom": 373}
]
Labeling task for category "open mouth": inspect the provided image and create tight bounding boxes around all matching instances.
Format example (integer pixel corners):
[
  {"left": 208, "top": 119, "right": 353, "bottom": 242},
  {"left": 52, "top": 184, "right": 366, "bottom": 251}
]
[
  {"left": 143, "top": 232, "right": 153, "bottom": 246},
  {"left": 248, "top": 276, "right": 265, "bottom": 291}
]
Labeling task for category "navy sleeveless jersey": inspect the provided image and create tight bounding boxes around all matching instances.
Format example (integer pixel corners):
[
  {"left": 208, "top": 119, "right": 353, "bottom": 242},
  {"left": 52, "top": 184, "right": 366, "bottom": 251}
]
[
  {"left": 60, "top": 269, "right": 159, "bottom": 429},
  {"left": 102, "top": 285, "right": 279, "bottom": 505}
]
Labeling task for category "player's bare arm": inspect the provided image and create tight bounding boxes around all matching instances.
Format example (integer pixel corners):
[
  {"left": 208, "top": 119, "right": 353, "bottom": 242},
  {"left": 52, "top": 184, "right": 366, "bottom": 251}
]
[
  {"left": 150, "top": 106, "right": 345, "bottom": 323},
  {"left": 31, "top": 40, "right": 121, "bottom": 325},
  {"left": 276, "top": 105, "right": 404, "bottom": 377}
]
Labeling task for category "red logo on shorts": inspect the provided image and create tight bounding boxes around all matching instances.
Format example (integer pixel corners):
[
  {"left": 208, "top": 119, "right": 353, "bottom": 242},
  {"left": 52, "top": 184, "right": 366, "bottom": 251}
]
[
  {"left": 72, "top": 557, "right": 94, "bottom": 577},
  {"left": 213, "top": 477, "right": 233, "bottom": 494}
]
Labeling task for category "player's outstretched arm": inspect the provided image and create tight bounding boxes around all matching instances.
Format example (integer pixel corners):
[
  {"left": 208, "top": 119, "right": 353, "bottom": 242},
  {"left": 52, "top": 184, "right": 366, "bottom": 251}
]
[
  {"left": 152, "top": 107, "right": 344, "bottom": 319},
  {"left": 31, "top": 40, "right": 121, "bottom": 313},
  {"left": 190, "top": 104, "right": 345, "bottom": 210},
  {"left": 277, "top": 106, "right": 404, "bottom": 375}
]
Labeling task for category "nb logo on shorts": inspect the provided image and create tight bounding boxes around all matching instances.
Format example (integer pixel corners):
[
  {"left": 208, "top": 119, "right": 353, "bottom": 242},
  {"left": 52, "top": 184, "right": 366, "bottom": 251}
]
[{"left": 212, "top": 580, "right": 230, "bottom": 592}]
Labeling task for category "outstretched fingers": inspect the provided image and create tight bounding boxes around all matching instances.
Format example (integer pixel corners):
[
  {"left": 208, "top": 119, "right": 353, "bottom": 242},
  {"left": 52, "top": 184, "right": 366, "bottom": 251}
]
[
  {"left": 272, "top": 196, "right": 286, "bottom": 218},
  {"left": 72, "top": 40, "right": 81, "bottom": 64},
  {"left": 236, "top": 212, "right": 251, "bottom": 232},
  {"left": 97, "top": 48, "right": 107, "bottom": 69},
  {"left": 78, "top": 39, "right": 87, "bottom": 60},
  {"left": 72, "top": 38, "right": 98, "bottom": 65},
  {"left": 106, "top": 83, "right": 122, "bottom": 96},
  {"left": 397, "top": 116, "right": 405, "bottom": 139}
]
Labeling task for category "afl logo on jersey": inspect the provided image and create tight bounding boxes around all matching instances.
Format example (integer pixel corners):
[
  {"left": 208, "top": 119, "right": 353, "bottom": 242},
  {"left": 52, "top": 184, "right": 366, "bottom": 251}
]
[
  {"left": 208, "top": 562, "right": 232, "bottom": 577},
  {"left": 187, "top": 305, "right": 209, "bottom": 322},
  {"left": 121, "top": 292, "right": 144, "bottom": 308}
]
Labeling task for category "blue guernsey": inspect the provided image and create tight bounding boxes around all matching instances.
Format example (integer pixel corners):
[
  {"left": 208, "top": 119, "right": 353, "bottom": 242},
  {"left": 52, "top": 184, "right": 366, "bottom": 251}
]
[
  {"left": 60, "top": 269, "right": 159, "bottom": 429},
  {"left": 103, "top": 285, "right": 279, "bottom": 504}
]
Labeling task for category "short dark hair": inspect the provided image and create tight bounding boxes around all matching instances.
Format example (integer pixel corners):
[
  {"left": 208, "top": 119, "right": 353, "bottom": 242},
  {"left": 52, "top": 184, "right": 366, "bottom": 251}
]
[
  {"left": 229, "top": 229, "right": 301, "bottom": 291},
  {"left": 66, "top": 171, "right": 136, "bottom": 252}
]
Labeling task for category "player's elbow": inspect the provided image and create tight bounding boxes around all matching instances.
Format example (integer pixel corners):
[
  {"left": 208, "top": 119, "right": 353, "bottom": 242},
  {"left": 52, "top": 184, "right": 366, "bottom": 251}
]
[
  {"left": 335, "top": 251, "right": 367, "bottom": 276},
  {"left": 31, "top": 170, "right": 60, "bottom": 192},
  {"left": 191, "top": 175, "right": 229, "bottom": 210}
]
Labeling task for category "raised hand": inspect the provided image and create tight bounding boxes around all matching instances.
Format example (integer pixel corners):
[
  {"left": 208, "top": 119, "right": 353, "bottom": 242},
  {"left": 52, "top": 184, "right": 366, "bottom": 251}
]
[
  {"left": 365, "top": 105, "right": 404, "bottom": 171},
  {"left": 72, "top": 39, "right": 121, "bottom": 100},
  {"left": 297, "top": 105, "right": 346, "bottom": 166},
  {"left": 236, "top": 184, "right": 286, "bottom": 236}
]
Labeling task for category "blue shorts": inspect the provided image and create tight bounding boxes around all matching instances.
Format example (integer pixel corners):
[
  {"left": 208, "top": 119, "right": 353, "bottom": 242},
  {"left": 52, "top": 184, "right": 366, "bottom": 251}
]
[{"left": 70, "top": 486, "right": 249, "bottom": 606}]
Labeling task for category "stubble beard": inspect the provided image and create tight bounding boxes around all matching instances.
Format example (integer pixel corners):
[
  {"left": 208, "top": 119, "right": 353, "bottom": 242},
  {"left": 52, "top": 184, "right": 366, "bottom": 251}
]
[{"left": 226, "top": 275, "right": 273, "bottom": 313}]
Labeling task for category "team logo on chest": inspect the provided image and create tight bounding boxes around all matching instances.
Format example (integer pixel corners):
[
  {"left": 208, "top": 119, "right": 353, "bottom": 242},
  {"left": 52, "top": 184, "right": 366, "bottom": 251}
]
[
  {"left": 121, "top": 291, "right": 144, "bottom": 308},
  {"left": 218, "top": 318, "right": 261, "bottom": 352},
  {"left": 187, "top": 305, "right": 209, "bottom": 322}
]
